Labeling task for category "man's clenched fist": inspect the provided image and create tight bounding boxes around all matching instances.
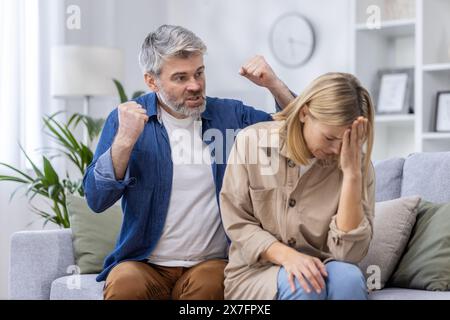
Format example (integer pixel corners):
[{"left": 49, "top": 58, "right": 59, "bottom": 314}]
[
  {"left": 116, "top": 101, "right": 149, "bottom": 147},
  {"left": 239, "top": 55, "right": 281, "bottom": 90}
]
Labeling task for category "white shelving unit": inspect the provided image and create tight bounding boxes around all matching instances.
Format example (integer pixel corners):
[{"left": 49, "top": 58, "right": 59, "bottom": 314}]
[
  {"left": 423, "top": 132, "right": 450, "bottom": 139},
  {"left": 351, "top": 0, "right": 450, "bottom": 161},
  {"left": 375, "top": 114, "right": 415, "bottom": 124},
  {"left": 423, "top": 63, "right": 450, "bottom": 72}
]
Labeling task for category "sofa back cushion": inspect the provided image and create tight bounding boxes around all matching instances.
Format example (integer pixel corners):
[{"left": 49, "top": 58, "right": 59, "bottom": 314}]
[
  {"left": 374, "top": 158, "right": 405, "bottom": 202},
  {"left": 401, "top": 152, "right": 450, "bottom": 203}
]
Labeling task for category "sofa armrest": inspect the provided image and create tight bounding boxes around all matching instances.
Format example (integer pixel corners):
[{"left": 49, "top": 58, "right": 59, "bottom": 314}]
[{"left": 9, "top": 229, "right": 75, "bottom": 300}]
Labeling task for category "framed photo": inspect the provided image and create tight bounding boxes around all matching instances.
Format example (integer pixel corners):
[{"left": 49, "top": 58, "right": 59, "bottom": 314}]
[
  {"left": 375, "top": 68, "right": 414, "bottom": 114},
  {"left": 435, "top": 91, "right": 450, "bottom": 132}
]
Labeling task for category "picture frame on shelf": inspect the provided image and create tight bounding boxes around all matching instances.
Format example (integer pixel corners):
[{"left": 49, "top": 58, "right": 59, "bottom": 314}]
[
  {"left": 435, "top": 91, "right": 450, "bottom": 132},
  {"left": 375, "top": 68, "right": 414, "bottom": 115},
  {"left": 383, "top": 0, "right": 416, "bottom": 21}
]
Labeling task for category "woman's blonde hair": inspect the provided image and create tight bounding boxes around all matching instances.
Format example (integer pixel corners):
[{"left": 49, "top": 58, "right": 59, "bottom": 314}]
[{"left": 273, "top": 72, "right": 375, "bottom": 184}]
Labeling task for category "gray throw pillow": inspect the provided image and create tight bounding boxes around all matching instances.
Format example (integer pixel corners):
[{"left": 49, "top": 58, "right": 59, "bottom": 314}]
[
  {"left": 358, "top": 196, "right": 421, "bottom": 290},
  {"left": 67, "top": 194, "right": 123, "bottom": 274}
]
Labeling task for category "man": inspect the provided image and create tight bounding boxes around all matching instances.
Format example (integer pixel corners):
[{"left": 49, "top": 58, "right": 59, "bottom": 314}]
[{"left": 83, "top": 24, "right": 294, "bottom": 300}]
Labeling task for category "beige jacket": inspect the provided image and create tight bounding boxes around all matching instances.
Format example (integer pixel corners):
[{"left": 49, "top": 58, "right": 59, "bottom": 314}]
[{"left": 220, "top": 120, "right": 375, "bottom": 300}]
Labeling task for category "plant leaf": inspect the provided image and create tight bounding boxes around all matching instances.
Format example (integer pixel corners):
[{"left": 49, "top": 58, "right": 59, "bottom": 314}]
[
  {"left": 113, "top": 78, "right": 128, "bottom": 103},
  {"left": 49, "top": 117, "right": 81, "bottom": 151},
  {"left": 43, "top": 156, "right": 60, "bottom": 185},
  {"left": 132, "top": 91, "right": 146, "bottom": 99},
  {"left": 43, "top": 116, "right": 75, "bottom": 152},
  {"left": 0, "top": 175, "right": 30, "bottom": 184},
  {"left": 0, "top": 162, "right": 34, "bottom": 182},
  {"left": 19, "top": 144, "right": 44, "bottom": 177}
]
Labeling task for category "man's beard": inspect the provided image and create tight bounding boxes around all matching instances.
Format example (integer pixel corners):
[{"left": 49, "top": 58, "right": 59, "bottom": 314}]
[{"left": 157, "top": 86, "right": 206, "bottom": 118}]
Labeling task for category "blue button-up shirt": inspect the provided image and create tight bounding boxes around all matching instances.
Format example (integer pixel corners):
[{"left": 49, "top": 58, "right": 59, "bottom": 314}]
[{"left": 83, "top": 92, "right": 274, "bottom": 281}]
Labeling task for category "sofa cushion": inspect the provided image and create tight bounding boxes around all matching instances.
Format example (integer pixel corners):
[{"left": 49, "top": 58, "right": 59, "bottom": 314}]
[
  {"left": 369, "top": 287, "right": 450, "bottom": 300},
  {"left": 50, "top": 274, "right": 104, "bottom": 300},
  {"left": 9, "top": 229, "right": 75, "bottom": 300},
  {"left": 358, "top": 196, "right": 421, "bottom": 289},
  {"left": 67, "top": 195, "right": 122, "bottom": 274},
  {"left": 373, "top": 157, "right": 405, "bottom": 202},
  {"left": 389, "top": 200, "right": 450, "bottom": 291},
  {"left": 401, "top": 152, "right": 450, "bottom": 203}
]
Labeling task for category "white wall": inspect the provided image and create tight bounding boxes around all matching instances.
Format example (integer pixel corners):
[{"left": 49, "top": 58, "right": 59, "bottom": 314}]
[
  {"left": 64, "top": 0, "right": 120, "bottom": 125},
  {"left": 65, "top": 0, "right": 169, "bottom": 122},
  {"left": 0, "top": 0, "right": 351, "bottom": 299},
  {"left": 166, "top": 0, "right": 352, "bottom": 112},
  {"left": 113, "top": 0, "right": 168, "bottom": 104},
  {"left": 67, "top": 0, "right": 352, "bottom": 117},
  {"left": 0, "top": 0, "right": 66, "bottom": 299}
]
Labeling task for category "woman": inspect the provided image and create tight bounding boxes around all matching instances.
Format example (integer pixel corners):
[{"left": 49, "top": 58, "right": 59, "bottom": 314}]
[{"left": 220, "top": 72, "right": 375, "bottom": 300}]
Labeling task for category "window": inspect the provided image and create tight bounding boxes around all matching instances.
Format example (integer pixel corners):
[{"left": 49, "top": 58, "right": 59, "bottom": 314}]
[{"left": 0, "top": 0, "right": 40, "bottom": 167}]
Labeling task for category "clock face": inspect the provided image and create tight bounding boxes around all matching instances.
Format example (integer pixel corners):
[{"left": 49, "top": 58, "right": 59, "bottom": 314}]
[{"left": 269, "top": 13, "right": 315, "bottom": 68}]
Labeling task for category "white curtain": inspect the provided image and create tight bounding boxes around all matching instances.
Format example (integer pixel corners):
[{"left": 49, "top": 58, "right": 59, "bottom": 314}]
[
  {"left": 0, "top": 0, "right": 64, "bottom": 168},
  {"left": 0, "top": 0, "right": 40, "bottom": 166}
]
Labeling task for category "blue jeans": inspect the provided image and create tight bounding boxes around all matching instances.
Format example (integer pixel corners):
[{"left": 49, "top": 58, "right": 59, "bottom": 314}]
[{"left": 277, "top": 261, "right": 368, "bottom": 300}]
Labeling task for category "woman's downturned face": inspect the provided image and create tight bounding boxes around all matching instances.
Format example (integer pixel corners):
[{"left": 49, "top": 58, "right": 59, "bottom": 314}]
[{"left": 300, "top": 107, "right": 350, "bottom": 161}]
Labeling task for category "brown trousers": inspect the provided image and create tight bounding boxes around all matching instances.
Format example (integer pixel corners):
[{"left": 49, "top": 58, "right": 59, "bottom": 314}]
[{"left": 103, "top": 258, "right": 227, "bottom": 300}]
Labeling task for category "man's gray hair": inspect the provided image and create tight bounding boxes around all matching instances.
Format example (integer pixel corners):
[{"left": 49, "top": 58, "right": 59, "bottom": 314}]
[{"left": 138, "top": 25, "right": 207, "bottom": 76}]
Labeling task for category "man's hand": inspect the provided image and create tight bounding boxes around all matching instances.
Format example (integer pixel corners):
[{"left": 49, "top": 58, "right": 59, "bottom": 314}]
[
  {"left": 239, "top": 55, "right": 295, "bottom": 110},
  {"left": 239, "top": 55, "right": 281, "bottom": 90},
  {"left": 110, "top": 101, "right": 148, "bottom": 180},
  {"left": 116, "top": 101, "right": 149, "bottom": 147}
]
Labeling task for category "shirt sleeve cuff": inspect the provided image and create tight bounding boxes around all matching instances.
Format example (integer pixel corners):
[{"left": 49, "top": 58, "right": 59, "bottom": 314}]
[
  {"left": 242, "top": 231, "right": 279, "bottom": 266},
  {"left": 328, "top": 215, "right": 371, "bottom": 245},
  {"left": 93, "top": 147, "right": 135, "bottom": 190}
]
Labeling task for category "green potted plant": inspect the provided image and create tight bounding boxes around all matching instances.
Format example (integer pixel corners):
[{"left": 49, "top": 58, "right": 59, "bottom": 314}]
[{"left": 0, "top": 113, "right": 104, "bottom": 228}]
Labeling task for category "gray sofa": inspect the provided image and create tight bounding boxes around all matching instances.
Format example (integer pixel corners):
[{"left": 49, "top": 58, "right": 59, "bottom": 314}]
[{"left": 8, "top": 152, "right": 450, "bottom": 300}]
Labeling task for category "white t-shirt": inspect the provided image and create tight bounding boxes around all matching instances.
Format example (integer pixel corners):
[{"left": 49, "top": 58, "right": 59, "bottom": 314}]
[{"left": 147, "top": 107, "right": 228, "bottom": 267}]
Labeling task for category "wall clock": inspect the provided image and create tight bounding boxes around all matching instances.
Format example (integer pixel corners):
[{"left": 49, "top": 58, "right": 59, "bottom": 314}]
[{"left": 269, "top": 12, "right": 316, "bottom": 68}]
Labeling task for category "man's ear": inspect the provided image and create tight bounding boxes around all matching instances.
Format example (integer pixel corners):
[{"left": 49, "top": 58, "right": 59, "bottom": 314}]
[{"left": 144, "top": 73, "right": 159, "bottom": 92}]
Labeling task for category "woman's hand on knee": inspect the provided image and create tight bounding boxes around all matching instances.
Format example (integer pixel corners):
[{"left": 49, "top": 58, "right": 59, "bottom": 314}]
[{"left": 282, "top": 251, "right": 328, "bottom": 295}]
